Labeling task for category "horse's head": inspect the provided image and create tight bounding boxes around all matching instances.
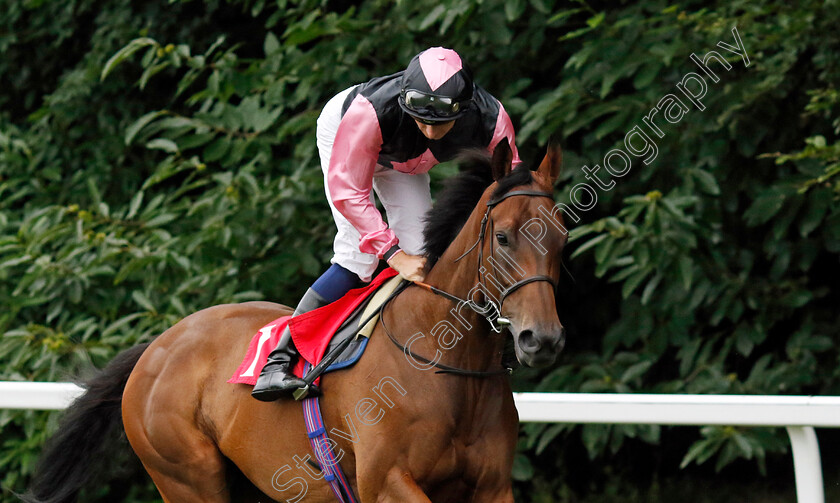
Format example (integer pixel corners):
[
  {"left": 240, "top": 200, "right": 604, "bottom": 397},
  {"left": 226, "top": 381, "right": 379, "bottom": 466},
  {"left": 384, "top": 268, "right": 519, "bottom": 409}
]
[{"left": 482, "top": 139, "right": 567, "bottom": 368}]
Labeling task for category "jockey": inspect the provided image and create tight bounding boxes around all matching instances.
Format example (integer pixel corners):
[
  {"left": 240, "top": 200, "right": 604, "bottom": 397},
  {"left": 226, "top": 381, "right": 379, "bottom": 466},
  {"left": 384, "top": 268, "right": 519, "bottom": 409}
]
[{"left": 252, "top": 47, "right": 521, "bottom": 401}]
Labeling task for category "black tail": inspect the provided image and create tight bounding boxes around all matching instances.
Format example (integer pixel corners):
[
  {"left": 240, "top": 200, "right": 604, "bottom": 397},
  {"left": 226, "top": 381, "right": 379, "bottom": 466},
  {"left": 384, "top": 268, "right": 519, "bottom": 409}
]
[{"left": 19, "top": 343, "right": 151, "bottom": 503}]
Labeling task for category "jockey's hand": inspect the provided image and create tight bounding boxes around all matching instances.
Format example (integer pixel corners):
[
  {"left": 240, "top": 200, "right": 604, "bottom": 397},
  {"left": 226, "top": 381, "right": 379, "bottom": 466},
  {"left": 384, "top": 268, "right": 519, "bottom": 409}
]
[{"left": 388, "top": 252, "right": 427, "bottom": 282}]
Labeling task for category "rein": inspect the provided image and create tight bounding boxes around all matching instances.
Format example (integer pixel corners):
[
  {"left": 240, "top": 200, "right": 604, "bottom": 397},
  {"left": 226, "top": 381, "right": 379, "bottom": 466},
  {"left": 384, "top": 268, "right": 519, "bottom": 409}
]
[
  {"left": 379, "top": 286, "right": 511, "bottom": 377},
  {"left": 381, "top": 188, "right": 558, "bottom": 378}
]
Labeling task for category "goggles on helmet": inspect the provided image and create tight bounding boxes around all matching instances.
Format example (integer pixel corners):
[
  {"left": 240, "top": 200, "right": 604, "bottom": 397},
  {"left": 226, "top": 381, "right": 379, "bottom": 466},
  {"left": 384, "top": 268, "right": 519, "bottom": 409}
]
[{"left": 400, "top": 89, "right": 468, "bottom": 122}]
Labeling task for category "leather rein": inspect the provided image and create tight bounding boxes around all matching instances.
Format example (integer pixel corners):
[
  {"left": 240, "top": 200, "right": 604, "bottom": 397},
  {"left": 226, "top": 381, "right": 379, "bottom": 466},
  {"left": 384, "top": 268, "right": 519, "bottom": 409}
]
[{"left": 380, "top": 189, "right": 558, "bottom": 377}]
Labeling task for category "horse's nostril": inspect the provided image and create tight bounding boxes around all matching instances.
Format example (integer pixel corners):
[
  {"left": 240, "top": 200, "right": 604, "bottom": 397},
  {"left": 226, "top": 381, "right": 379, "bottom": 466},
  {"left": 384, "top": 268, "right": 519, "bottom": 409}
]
[
  {"left": 518, "top": 329, "right": 541, "bottom": 352},
  {"left": 554, "top": 328, "right": 566, "bottom": 352}
]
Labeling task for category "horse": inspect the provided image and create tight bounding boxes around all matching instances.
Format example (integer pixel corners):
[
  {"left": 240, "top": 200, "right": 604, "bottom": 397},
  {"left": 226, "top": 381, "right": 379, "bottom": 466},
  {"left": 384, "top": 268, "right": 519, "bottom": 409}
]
[{"left": 22, "top": 139, "right": 568, "bottom": 503}]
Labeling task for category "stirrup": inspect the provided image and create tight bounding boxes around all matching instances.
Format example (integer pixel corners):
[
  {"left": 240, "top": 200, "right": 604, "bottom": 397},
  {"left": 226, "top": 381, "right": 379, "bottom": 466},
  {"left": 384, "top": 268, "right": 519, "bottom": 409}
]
[{"left": 293, "top": 383, "right": 321, "bottom": 401}]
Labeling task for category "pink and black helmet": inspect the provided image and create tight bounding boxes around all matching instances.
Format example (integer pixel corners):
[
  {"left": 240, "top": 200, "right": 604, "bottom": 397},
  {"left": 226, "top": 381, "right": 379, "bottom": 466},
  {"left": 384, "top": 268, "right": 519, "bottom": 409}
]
[{"left": 399, "top": 47, "right": 474, "bottom": 124}]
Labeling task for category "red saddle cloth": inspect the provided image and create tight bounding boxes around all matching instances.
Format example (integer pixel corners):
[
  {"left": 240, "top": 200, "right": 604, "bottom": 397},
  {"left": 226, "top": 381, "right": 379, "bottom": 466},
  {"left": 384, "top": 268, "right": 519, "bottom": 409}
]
[{"left": 228, "top": 268, "right": 398, "bottom": 385}]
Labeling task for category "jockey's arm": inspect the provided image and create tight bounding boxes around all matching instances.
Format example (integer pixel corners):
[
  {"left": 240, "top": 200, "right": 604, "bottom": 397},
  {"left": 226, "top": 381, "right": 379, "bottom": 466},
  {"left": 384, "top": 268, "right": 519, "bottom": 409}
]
[
  {"left": 383, "top": 246, "right": 427, "bottom": 282},
  {"left": 326, "top": 95, "right": 427, "bottom": 281},
  {"left": 488, "top": 101, "right": 523, "bottom": 169}
]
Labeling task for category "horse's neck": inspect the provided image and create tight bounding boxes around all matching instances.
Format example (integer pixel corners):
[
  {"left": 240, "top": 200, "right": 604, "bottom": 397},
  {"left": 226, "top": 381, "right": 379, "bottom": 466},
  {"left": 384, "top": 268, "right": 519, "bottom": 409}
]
[
  {"left": 398, "top": 204, "right": 505, "bottom": 376},
  {"left": 369, "top": 200, "right": 512, "bottom": 430}
]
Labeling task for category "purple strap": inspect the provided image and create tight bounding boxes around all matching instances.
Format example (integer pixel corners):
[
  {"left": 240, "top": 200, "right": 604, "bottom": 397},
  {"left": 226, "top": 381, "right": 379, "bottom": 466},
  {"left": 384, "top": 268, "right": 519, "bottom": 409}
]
[{"left": 301, "top": 363, "right": 359, "bottom": 503}]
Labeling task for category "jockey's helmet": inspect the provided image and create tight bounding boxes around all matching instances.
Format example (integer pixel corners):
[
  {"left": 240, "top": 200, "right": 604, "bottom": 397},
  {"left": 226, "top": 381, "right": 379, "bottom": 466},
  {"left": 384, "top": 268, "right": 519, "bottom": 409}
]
[{"left": 399, "top": 47, "right": 474, "bottom": 124}]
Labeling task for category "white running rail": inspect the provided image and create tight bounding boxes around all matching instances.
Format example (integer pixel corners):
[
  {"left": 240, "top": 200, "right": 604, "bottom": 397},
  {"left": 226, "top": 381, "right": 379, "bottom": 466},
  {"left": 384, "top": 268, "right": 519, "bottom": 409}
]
[
  {"left": 0, "top": 382, "right": 85, "bottom": 410},
  {"left": 2, "top": 383, "right": 838, "bottom": 502},
  {"left": 513, "top": 392, "right": 840, "bottom": 503}
]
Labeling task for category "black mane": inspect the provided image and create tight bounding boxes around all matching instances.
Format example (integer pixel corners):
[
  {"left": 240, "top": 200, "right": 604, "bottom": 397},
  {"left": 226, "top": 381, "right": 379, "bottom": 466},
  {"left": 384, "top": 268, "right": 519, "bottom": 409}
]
[{"left": 421, "top": 150, "right": 534, "bottom": 264}]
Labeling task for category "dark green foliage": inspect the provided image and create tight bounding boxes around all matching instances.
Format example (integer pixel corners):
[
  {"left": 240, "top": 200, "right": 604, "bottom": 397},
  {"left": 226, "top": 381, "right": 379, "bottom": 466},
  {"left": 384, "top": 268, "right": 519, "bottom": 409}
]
[{"left": 1, "top": 0, "right": 837, "bottom": 501}]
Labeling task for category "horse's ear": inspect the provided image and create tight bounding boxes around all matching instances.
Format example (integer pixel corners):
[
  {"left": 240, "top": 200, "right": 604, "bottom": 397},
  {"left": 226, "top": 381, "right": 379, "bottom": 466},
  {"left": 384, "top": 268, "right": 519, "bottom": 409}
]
[
  {"left": 537, "top": 141, "right": 562, "bottom": 186},
  {"left": 491, "top": 138, "right": 513, "bottom": 181}
]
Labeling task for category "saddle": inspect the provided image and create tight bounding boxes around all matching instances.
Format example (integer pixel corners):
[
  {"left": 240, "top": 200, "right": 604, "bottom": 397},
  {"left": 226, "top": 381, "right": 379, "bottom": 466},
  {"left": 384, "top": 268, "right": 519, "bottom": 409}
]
[{"left": 229, "top": 269, "right": 403, "bottom": 386}]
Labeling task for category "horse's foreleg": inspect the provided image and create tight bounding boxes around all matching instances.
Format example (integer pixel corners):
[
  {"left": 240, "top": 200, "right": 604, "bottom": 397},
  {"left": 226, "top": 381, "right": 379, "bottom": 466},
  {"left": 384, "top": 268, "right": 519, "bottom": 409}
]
[
  {"left": 470, "top": 484, "right": 514, "bottom": 503},
  {"left": 359, "top": 467, "right": 432, "bottom": 503}
]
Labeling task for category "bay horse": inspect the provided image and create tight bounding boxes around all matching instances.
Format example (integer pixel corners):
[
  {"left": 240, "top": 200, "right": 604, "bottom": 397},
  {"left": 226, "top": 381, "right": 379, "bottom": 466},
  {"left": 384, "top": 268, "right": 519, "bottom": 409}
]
[{"left": 22, "top": 139, "right": 567, "bottom": 503}]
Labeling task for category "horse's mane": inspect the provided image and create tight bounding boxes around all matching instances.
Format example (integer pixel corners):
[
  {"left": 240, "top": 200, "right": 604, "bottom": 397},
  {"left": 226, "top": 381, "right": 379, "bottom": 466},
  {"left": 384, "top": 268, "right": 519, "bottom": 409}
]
[{"left": 422, "top": 149, "right": 534, "bottom": 264}]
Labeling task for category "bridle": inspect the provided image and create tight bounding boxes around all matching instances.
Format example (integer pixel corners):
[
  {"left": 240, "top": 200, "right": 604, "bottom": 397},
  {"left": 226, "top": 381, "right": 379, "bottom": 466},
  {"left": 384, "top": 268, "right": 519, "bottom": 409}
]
[
  {"left": 417, "top": 189, "right": 558, "bottom": 332},
  {"left": 382, "top": 187, "right": 559, "bottom": 377}
]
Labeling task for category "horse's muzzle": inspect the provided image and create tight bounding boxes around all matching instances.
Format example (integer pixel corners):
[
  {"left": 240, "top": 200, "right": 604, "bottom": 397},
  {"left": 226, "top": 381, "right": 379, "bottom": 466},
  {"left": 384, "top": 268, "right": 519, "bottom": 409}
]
[{"left": 513, "top": 325, "right": 565, "bottom": 368}]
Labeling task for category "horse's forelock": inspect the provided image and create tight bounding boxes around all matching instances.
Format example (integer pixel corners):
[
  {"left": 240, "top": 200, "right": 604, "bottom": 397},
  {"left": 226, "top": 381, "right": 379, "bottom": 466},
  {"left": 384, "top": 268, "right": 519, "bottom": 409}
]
[{"left": 490, "top": 164, "right": 534, "bottom": 201}]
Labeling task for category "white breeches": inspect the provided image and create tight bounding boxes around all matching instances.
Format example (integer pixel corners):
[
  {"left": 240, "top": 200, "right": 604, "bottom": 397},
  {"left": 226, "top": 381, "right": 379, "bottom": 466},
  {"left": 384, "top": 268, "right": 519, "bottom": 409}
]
[{"left": 316, "top": 86, "right": 432, "bottom": 282}]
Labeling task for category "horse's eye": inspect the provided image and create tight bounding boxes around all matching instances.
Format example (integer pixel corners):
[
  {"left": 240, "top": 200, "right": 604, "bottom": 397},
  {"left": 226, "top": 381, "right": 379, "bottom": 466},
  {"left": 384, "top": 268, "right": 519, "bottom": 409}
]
[{"left": 495, "top": 232, "right": 509, "bottom": 246}]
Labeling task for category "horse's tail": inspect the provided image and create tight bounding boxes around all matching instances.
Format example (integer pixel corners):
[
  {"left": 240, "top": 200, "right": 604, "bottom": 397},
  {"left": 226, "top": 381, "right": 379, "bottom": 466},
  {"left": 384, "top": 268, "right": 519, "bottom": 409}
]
[{"left": 20, "top": 343, "right": 151, "bottom": 503}]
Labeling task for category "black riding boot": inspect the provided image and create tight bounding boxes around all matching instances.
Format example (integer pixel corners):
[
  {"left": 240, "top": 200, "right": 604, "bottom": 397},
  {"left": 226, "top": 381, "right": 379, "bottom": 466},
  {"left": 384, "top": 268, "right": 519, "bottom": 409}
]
[{"left": 251, "top": 288, "right": 328, "bottom": 402}]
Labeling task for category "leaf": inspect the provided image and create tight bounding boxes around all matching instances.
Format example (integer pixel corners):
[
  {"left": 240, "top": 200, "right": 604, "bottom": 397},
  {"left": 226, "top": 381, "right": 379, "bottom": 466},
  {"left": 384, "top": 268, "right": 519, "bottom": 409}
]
[
  {"left": 678, "top": 255, "right": 693, "bottom": 289},
  {"left": 559, "top": 25, "right": 595, "bottom": 42},
  {"left": 146, "top": 138, "right": 180, "bottom": 154},
  {"left": 139, "top": 62, "right": 171, "bottom": 90},
  {"left": 640, "top": 272, "right": 662, "bottom": 304},
  {"left": 547, "top": 8, "right": 583, "bottom": 24},
  {"left": 264, "top": 32, "right": 280, "bottom": 55},
  {"left": 283, "top": 12, "right": 333, "bottom": 46},
  {"left": 732, "top": 433, "right": 753, "bottom": 458},
  {"left": 571, "top": 233, "right": 608, "bottom": 258},
  {"left": 593, "top": 235, "right": 616, "bottom": 264},
  {"left": 87, "top": 177, "right": 102, "bottom": 207},
  {"left": 504, "top": 0, "right": 526, "bottom": 22},
  {"left": 511, "top": 453, "right": 534, "bottom": 481},
  {"left": 203, "top": 138, "right": 231, "bottom": 162},
  {"left": 131, "top": 291, "right": 156, "bottom": 312},
  {"left": 586, "top": 12, "right": 605, "bottom": 28},
  {"left": 177, "top": 132, "right": 216, "bottom": 150},
  {"left": 101, "top": 37, "right": 158, "bottom": 81},
  {"left": 68, "top": 280, "right": 82, "bottom": 304},
  {"left": 715, "top": 442, "right": 739, "bottom": 472},
  {"left": 581, "top": 424, "right": 610, "bottom": 459},
  {"left": 125, "top": 110, "right": 167, "bottom": 146},
  {"left": 142, "top": 161, "right": 192, "bottom": 190},
  {"left": 621, "top": 360, "right": 653, "bottom": 383},
  {"left": 114, "top": 256, "right": 157, "bottom": 285},
  {"left": 145, "top": 213, "right": 179, "bottom": 228},
  {"left": 594, "top": 111, "right": 629, "bottom": 139},
  {"left": 127, "top": 191, "right": 144, "bottom": 219},
  {"left": 9, "top": 295, "right": 52, "bottom": 308},
  {"left": 633, "top": 62, "right": 660, "bottom": 89},
  {"left": 419, "top": 4, "right": 446, "bottom": 30},
  {"left": 622, "top": 268, "right": 650, "bottom": 299},
  {"left": 681, "top": 437, "right": 720, "bottom": 468},
  {"left": 808, "top": 135, "right": 827, "bottom": 148},
  {"left": 781, "top": 290, "right": 812, "bottom": 308},
  {"left": 0, "top": 254, "right": 32, "bottom": 269},
  {"left": 693, "top": 169, "right": 721, "bottom": 195},
  {"left": 735, "top": 326, "right": 755, "bottom": 357},
  {"left": 743, "top": 188, "right": 788, "bottom": 227},
  {"left": 799, "top": 188, "right": 832, "bottom": 237},
  {"left": 678, "top": 339, "right": 702, "bottom": 377},
  {"left": 536, "top": 424, "right": 569, "bottom": 454}
]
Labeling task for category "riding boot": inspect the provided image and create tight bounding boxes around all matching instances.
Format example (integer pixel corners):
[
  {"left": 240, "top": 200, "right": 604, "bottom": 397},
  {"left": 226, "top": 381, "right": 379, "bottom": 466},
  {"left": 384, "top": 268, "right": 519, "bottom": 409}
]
[{"left": 251, "top": 288, "right": 329, "bottom": 402}]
